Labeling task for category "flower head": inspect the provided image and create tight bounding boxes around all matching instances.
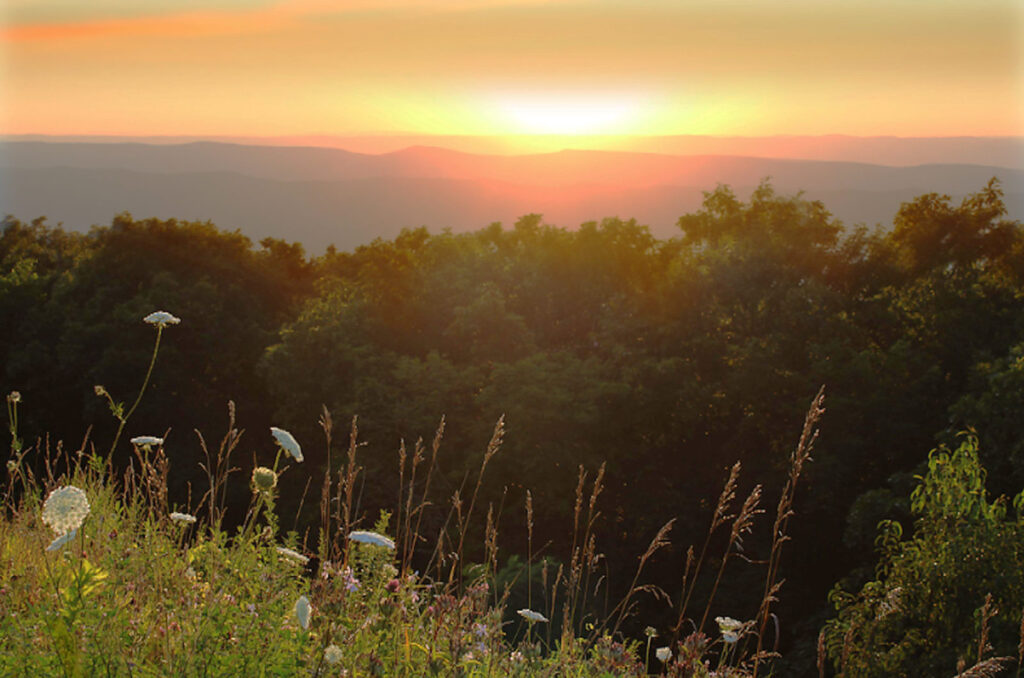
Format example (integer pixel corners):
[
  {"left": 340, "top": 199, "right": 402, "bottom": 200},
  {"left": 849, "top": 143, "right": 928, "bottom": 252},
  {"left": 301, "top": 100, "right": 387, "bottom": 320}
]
[
  {"left": 170, "top": 512, "right": 197, "bottom": 524},
  {"left": 347, "top": 530, "right": 395, "bottom": 550},
  {"left": 341, "top": 566, "right": 360, "bottom": 592},
  {"left": 655, "top": 646, "right": 671, "bottom": 663},
  {"left": 270, "top": 427, "right": 302, "bottom": 462},
  {"left": 42, "top": 486, "right": 90, "bottom": 536},
  {"left": 276, "top": 547, "right": 309, "bottom": 565},
  {"left": 131, "top": 436, "right": 164, "bottom": 447},
  {"left": 324, "top": 644, "right": 343, "bottom": 666},
  {"left": 252, "top": 466, "right": 278, "bottom": 492},
  {"left": 294, "top": 594, "right": 312, "bottom": 630},
  {"left": 7, "top": 391, "right": 20, "bottom": 404},
  {"left": 46, "top": 528, "right": 78, "bottom": 552},
  {"left": 517, "top": 608, "right": 548, "bottom": 623},
  {"left": 143, "top": 311, "right": 181, "bottom": 328},
  {"left": 715, "top": 616, "right": 744, "bottom": 644}
]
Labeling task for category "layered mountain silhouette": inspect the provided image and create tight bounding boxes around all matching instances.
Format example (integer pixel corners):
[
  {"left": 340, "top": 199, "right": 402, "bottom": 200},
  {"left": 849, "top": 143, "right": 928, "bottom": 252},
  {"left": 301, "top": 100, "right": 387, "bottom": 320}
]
[{"left": 2, "top": 140, "right": 1021, "bottom": 252}]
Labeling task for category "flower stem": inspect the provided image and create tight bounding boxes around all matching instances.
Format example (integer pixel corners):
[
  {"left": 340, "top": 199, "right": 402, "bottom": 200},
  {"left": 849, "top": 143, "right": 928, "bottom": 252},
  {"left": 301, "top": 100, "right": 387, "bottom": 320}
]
[{"left": 108, "top": 327, "right": 163, "bottom": 459}]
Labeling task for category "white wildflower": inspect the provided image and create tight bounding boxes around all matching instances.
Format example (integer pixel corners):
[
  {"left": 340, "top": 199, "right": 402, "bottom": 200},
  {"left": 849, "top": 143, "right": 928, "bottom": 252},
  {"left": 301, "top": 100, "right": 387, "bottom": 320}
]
[
  {"left": 655, "top": 646, "right": 671, "bottom": 663},
  {"left": 324, "top": 644, "right": 343, "bottom": 665},
  {"left": 270, "top": 427, "right": 302, "bottom": 462},
  {"left": 276, "top": 547, "right": 309, "bottom": 565},
  {"left": 143, "top": 311, "right": 181, "bottom": 328},
  {"left": 252, "top": 466, "right": 278, "bottom": 492},
  {"left": 42, "top": 485, "right": 90, "bottom": 536},
  {"left": 715, "top": 616, "right": 744, "bottom": 643},
  {"left": 130, "top": 436, "right": 164, "bottom": 447},
  {"left": 517, "top": 608, "right": 548, "bottom": 623},
  {"left": 170, "top": 512, "right": 197, "bottom": 524},
  {"left": 294, "top": 594, "right": 312, "bottom": 630},
  {"left": 7, "top": 391, "right": 20, "bottom": 404},
  {"left": 46, "top": 528, "right": 78, "bottom": 552},
  {"left": 347, "top": 530, "right": 395, "bottom": 550}
]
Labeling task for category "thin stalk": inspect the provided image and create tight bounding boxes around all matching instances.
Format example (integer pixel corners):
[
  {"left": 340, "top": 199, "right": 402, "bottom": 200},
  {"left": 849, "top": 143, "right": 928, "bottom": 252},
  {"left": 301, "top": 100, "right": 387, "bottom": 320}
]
[{"left": 108, "top": 326, "right": 163, "bottom": 459}]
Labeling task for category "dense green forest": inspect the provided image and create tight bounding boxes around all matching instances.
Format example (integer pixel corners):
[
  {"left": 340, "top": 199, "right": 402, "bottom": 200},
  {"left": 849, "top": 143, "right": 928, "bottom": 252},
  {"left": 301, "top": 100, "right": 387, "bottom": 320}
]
[{"left": 3, "top": 179, "right": 1023, "bottom": 674}]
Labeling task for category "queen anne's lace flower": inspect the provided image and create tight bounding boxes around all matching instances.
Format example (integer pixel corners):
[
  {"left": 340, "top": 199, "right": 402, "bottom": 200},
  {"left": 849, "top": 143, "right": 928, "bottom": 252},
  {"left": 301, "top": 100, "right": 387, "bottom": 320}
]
[
  {"left": 276, "top": 547, "right": 309, "bottom": 565},
  {"left": 270, "top": 427, "right": 303, "bottom": 462},
  {"left": 143, "top": 311, "right": 181, "bottom": 328},
  {"left": 170, "top": 512, "right": 197, "bottom": 524},
  {"left": 715, "top": 616, "right": 744, "bottom": 643},
  {"left": 324, "top": 644, "right": 343, "bottom": 665},
  {"left": 42, "top": 486, "right": 90, "bottom": 536},
  {"left": 46, "top": 528, "right": 78, "bottom": 552},
  {"left": 294, "top": 595, "right": 312, "bottom": 630},
  {"left": 252, "top": 466, "right": 278, "bottom": 492},
  {"left": 347, "top": 530, "right": 395, "bottom": 550},
  {"left": 517, "top": 608, "right": 548, "bottom": 623},
  {"left": 131, "top": 436, "right": 164, "bottom": 447}
]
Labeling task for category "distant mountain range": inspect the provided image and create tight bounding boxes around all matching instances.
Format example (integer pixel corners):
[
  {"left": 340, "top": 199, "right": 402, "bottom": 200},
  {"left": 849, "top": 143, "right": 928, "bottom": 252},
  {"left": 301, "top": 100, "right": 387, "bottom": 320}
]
[{"left": 2, "top": 139, "right": 1021, "bottom": 252}]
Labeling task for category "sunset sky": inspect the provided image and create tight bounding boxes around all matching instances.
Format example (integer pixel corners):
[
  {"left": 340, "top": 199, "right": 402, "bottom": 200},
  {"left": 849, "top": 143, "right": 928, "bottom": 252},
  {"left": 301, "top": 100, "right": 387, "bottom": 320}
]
[{"left": 2, "top": 0, "right": 1022, "bottom": 143}]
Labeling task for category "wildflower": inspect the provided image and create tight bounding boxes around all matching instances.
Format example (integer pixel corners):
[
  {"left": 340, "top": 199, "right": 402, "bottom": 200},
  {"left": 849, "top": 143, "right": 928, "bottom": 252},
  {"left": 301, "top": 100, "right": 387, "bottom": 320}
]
[
  {"left": 715, "top": 616, "right": 744, "bottom": 643},
  {"left": 386, "top": 578, "right": 401, "bottom": 593},
  {"left": 170, "top": 512, "right": 197, "bottom": 524},
  {"left": 294, "top": 594, "right": 312, "bottom": 630},
  {"left": 130, "top": 436, "right": 164, "bottom": 447},
  {"left": 877, "top": 586, "right": 903, "bottom": 618},
  {"left": 655, "top": 646, "right": 672, "bottom": 663},
  {"left": 517, "top": 608, "right": 548, "bottom": 623},
  {"left": 324, "top": 644, "right": 343, "bottom": 666},
  {"left": 270, "top": 427, "right": 303, "bottom": 462},
  {"left": 644, "top": 626, "right": 657, "bottom": 638},
  {"left": 341, "top": 566, "right": 360, "bottom": 592},
  {"left": 7, "top": 391, "right": 20, "bottom": 404},
  {"left": 143, "top": 311, "right": 181, "bottom": 328},
  {"left": 94, "top": 385, "right": 107, "bottom": 397},
  {"left": 276, "top": 547, "right": 309, "bottom": 565},
  {"left": 42, "top": 485, "right": 90, "bottom": 536},
  {"left": 46, "top": 528, "right": 78, "bottom": 552},
  {"left": 347, "top": 530, "right": 395, "bottom": 550},
  {"left": 510, "top": 651, "right": 524, "bottom": 663},
  {"left": 252, "top": 466, "right": 278, "bottom": 492}
]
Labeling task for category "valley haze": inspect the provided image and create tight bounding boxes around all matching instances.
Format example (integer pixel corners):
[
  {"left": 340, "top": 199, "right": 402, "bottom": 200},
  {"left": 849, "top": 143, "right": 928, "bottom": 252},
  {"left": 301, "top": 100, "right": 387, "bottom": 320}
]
[{"left": 2, "top": 136, "right": 1021, "bottom": 253}]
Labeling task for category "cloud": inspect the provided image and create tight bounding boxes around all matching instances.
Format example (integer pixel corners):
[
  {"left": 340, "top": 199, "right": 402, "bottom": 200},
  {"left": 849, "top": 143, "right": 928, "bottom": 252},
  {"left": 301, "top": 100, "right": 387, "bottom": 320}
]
[{"left": 1, "top": 0, "right": 564, "bottom": 41}]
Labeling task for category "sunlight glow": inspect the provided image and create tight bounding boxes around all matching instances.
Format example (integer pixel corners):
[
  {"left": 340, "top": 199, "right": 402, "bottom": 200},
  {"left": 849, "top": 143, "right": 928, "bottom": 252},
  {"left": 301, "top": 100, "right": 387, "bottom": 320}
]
[{"left": 492, "top": 95, "right": 646, "bottom": 136}]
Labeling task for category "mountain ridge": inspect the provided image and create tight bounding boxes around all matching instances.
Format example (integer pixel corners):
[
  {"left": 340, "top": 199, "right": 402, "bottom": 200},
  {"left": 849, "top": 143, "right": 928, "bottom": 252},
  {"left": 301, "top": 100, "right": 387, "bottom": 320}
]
[{"left": 2, "top": 140, "right": 1021, "bottom": 253}]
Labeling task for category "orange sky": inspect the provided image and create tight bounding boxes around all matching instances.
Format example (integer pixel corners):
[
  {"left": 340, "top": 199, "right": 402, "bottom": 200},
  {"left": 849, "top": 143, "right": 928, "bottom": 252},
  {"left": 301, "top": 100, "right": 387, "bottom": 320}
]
[{"left": 2, "top": 0, "right": 1022, "bottom": 144}]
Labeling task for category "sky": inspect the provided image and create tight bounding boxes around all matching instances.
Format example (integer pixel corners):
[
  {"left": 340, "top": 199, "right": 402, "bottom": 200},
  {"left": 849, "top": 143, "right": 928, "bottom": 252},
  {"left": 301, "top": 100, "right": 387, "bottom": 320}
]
[{"left": 2, "top": 0, "right": 1022, "bottom": 143}]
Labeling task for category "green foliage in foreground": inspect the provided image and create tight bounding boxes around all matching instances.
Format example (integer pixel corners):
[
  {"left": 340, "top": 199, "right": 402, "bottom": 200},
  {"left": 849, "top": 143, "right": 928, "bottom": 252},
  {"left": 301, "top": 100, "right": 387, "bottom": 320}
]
[
  {"left": 825, "top": 435, "right": 1024, "bottom": 677},
  {"left": 0, "top": 455, "right": 612, "bottom": 676},
  {"left": 0, "top": 436, "right": 772, "bottom": 678}
]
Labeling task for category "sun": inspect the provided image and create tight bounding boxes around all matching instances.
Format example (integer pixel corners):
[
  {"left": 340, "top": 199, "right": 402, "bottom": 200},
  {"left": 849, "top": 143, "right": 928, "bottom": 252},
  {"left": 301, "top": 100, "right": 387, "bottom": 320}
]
[{"left": 491, "top": 93, "right": 646, "bottom": 136}]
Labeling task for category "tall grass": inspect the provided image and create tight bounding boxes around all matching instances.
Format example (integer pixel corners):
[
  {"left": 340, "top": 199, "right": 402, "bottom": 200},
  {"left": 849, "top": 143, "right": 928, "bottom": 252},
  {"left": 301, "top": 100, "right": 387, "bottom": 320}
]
[{"left": 1, "top": 312, "right": 826, "bottom": 677}]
